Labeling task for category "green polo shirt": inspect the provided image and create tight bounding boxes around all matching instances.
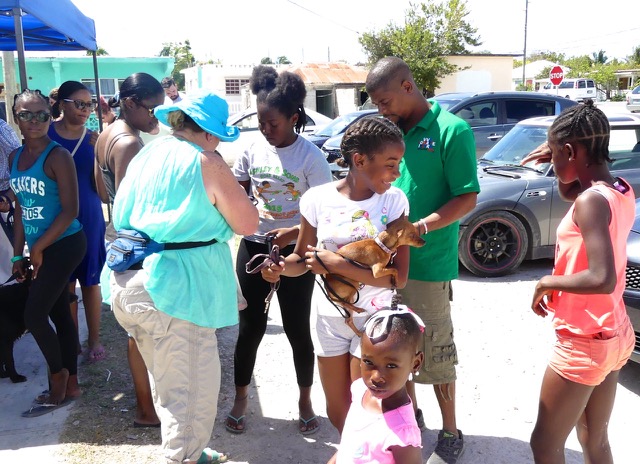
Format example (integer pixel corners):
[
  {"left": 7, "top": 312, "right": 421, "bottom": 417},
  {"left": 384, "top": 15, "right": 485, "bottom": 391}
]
[{"left": 393, "top": 100, "right": 480, "bottom": 282}]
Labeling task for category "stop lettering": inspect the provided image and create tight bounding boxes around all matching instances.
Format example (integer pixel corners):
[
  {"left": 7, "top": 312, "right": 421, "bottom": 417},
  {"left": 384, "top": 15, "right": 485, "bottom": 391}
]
[{"left": 549, "top": 66, "right": 564, "bottom": 86}]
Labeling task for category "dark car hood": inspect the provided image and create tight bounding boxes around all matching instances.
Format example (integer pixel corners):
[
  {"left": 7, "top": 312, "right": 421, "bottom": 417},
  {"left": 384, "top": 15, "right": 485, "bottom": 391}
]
[{"left": 303, "top": 133, "right": 330, "bottom": 148}]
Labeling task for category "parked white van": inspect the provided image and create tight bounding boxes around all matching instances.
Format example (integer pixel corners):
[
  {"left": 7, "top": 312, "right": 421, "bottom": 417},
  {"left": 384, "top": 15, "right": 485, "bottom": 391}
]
[{"left": 540, "top": 78, "right": 597, "bottom": 102}]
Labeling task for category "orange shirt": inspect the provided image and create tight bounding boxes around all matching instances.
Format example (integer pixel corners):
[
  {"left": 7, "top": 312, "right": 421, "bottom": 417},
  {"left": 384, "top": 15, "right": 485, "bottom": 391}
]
[{"left": 548, "top": 181, "right": 635, "bottom": 334}]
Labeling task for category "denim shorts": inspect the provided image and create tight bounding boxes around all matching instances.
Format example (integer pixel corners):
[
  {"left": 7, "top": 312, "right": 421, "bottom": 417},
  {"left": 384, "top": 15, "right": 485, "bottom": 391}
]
[{"left": 399, "top": 280, "right": 457, "bottom": 384}]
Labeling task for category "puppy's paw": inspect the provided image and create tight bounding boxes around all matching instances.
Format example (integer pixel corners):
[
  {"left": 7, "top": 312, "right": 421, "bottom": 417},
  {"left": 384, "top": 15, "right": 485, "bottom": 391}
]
[{"left": 10, "top": 374, "right": 26, "bottom": 383}]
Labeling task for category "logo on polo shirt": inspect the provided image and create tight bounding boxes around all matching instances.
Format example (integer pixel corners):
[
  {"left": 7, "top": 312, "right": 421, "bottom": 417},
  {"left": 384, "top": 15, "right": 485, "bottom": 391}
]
[{"left": 418, "top": 137, "right": 436, "bottom": 151}]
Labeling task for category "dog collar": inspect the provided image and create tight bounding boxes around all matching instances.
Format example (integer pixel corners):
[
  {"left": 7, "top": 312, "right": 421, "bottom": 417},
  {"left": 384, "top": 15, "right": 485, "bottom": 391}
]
[{"left": 374, "top": 236, "right": 393, "bottom": 254}]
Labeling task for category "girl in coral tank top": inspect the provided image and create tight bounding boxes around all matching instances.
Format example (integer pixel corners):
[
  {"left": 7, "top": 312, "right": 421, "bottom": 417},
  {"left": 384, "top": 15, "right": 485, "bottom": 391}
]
[{"left": 523, "top": 100, "right": 635, "bottom": 464}]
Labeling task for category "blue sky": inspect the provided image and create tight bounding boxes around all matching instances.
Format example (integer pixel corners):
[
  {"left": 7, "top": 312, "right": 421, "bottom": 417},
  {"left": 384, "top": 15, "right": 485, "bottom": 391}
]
[{"left": 65, "top": 0, "right": 637, "bottom": 64}]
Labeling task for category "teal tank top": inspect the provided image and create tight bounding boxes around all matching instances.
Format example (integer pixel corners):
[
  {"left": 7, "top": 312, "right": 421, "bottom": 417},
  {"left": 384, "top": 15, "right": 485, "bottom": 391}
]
[
  {"left": 10, "top": 141, "right": 82, "bottom": 248},
  {"left": 112, "top": 136, "right": 237, "bottom": 329}
]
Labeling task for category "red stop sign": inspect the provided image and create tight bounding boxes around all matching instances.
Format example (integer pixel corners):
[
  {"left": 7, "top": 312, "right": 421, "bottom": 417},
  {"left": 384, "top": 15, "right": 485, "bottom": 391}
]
[{"left": 549, "top": 66, "right": 564, "bottom": 86}]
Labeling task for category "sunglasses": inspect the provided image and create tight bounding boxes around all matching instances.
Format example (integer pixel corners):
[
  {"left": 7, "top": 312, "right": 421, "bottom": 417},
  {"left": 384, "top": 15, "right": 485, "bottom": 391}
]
[
  {"left": 133, "top": 99, "right": 160, "bottom": 118},
  {"left": 63, "top": 98, "right": 97, "bottom": 111},
  {"left": 16, "top": 111, "right": 52, "bottom": 123}
]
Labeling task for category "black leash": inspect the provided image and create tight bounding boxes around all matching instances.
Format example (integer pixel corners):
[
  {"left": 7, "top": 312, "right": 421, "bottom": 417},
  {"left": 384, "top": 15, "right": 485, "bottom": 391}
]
[
  {"left": 1, "top": 258, "right": 31, "bottom": 287},
  {"left": 313, "top": 250, "right": 363, "bottom": 320},
  {"left": 245, "top": 234, "right": 281, "bottom": 314}
]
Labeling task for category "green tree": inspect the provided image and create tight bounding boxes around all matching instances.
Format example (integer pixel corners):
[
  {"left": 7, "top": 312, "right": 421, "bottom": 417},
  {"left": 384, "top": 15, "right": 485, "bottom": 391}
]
[
  {"left": 86, "top": 47, "right": 108, "bottom": 56},
  {"left": 628, "top": 46, "right": 640, "bottom": 66},
  {"left": 260, "top": 57, "right": 274, "bottom": 64},
  {"left": 359, "top": 0, "right": 481, "bottom": 96},
  {"left": 563, "top": 55, "right": 593, "bottom": 77},
  {"left": 592, "top": 49, "right": 608, "bottom": 65},
  {"left": 158, "top": 40, "right": 195, "bottom": 90},
  {"left": 276, "top": 56, "right": 291, "bottom": 64}
]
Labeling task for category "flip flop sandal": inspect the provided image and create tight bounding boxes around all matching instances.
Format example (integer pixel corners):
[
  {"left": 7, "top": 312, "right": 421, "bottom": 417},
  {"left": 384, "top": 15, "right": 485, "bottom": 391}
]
[
  {"left": 133, "top": 420, "right": 161, "bottom": 428},
  {"left": 34, "top": 391, "right": 80, "bottom": 405},
  {"left": 299, "top": 415, "right": 320, "bottom": 435},
  {"left": 21, "top": 397, "right": 73, "bottom": 418},
  {"left": 224, "top": 414, "right": 246, "bottom": 434},
  {"left": 196, "top": 447, "right": 228, "bottom": 464}
]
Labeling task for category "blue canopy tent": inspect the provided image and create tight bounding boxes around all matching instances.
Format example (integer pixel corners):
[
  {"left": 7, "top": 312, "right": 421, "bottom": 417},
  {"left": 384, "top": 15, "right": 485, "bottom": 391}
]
[{"left": 0, "top": 0, "right": 101, "bottom": 123}]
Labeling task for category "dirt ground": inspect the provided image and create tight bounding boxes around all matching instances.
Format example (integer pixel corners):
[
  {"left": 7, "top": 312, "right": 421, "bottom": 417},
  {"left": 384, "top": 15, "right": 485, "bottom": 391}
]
[{"left": 1, "top": 258, "right": 639, "bottom": 463}]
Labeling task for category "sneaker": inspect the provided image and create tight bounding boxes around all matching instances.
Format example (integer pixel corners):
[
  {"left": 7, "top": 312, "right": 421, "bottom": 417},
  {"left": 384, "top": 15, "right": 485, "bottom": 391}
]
[{"left": 427, "top": 429, "right": 465, "bottom": 464}]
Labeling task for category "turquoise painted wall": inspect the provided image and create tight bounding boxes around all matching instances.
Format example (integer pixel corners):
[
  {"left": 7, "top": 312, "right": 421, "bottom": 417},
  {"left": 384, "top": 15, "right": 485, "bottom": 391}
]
[{"left": 0, "top": 56, "right": 174, "bottom": 96}]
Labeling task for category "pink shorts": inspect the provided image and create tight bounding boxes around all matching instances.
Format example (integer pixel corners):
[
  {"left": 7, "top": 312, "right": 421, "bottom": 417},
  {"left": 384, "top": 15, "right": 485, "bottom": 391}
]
[{"left": 549, "top": 320, "right": 635, "bottom": 386}]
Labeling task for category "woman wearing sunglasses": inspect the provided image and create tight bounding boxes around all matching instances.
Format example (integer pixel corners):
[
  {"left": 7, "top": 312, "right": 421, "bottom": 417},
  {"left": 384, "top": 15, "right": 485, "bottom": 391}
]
[
  {"left": 9, "top": 89, "right": 86, "bottom": 416},
  {"left": 48, "top": 80, "right": 106, "bottom": 364},
  {"left": 94, "top": 72, "right": 165, "bottom": 429}
]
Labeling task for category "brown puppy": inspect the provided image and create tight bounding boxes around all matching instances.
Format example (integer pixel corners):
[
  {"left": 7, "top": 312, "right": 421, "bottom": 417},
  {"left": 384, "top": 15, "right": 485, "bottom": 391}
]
[{"left": 322, "top": 215, "right": 426, "bottom": 335}]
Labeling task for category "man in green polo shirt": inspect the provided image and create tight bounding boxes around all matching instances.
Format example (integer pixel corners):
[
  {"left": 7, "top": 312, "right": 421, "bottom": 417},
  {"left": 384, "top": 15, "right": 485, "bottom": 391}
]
[{"left": 366, "top": 57, "right": 480, "bottom": 464}]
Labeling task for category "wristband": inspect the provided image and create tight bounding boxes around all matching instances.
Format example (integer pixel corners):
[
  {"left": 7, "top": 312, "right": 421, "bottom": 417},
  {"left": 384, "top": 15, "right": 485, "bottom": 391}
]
[
  {"left": 419, "top": 219, "right": 428, "bottom": 235},
  {"left": 11, "top": 255, "right": 24, "bottom": 263}
]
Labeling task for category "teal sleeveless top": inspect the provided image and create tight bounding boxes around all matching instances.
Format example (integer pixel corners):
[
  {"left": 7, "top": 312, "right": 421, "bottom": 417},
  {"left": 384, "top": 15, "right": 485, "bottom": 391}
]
[
  {"left": 10, "top": 141, "right": 82, "bottom": 248},
  {"left": 112, "top": 136, "right": 237, "bottom": 329}
]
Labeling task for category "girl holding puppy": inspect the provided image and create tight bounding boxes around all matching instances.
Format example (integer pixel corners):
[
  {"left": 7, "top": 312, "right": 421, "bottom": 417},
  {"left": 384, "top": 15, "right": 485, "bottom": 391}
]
[{"left": 263, "top": 116, "right": 414, "bottom": 434}]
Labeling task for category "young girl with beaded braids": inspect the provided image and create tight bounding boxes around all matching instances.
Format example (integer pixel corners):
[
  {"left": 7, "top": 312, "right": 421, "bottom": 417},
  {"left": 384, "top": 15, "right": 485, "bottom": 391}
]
[
  {"left": 228, "top": 65, "right": 332, "bottom": 435},
  {"left": 522, "top": 100, "right": 635, "bottom": 463},
  {"left": 330, "top": 308, "right": 425, "bottom": 464},
  {"left": 262, "top": 116, "right": 415, "bottom": 435}
]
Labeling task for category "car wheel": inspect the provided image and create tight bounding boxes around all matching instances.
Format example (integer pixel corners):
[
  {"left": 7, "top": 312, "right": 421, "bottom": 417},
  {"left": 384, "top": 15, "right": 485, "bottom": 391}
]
[{"left": 459, "top": 211, "right": 528, "bottom": 277}]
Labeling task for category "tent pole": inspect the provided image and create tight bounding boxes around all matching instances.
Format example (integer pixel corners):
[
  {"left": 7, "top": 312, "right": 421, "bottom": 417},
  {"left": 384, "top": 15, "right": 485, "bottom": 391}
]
[
  {"left": 12, "top": 8, "right": 28, "bottom": 91},
  {"left": 92, "top": 51, "right": 103, "bottom": 132}
]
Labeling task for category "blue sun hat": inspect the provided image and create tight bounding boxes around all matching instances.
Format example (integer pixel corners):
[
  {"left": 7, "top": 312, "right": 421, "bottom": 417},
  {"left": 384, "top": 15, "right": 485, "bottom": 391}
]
[{"left": 154, "top": 89, "right": 240, "bottom": 142}]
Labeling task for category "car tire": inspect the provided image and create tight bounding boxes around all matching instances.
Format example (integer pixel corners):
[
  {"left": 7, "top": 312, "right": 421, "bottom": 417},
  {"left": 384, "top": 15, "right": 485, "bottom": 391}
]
[{"left": 459, "top": 210, "right": 528, "bottom": 277}]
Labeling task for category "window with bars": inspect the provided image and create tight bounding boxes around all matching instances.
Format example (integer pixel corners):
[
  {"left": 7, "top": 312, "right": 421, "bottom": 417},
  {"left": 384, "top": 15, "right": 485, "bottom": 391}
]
[{"left": 225, "top": 78, "right": 249, "bottom": 95}]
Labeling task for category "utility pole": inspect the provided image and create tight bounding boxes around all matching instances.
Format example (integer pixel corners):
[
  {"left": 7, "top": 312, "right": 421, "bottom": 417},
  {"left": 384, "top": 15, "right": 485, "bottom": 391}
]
[{"left": 522, "top": 0, "right": 529, "bottom": 90}]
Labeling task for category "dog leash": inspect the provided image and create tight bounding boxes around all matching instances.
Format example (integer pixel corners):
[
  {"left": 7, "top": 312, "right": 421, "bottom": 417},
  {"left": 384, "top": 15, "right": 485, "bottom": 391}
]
[
  {"left": 245, "top": 234, "right": 281, "bottom": 314},
  {"left": 0, "top": 258, "right": 31, "bottom": 287}
]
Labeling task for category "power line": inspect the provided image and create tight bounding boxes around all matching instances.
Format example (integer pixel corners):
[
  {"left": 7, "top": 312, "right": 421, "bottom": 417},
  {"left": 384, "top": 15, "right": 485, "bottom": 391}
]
[{"left": 285, "top": 0, "right": 361, "bottom": 35}]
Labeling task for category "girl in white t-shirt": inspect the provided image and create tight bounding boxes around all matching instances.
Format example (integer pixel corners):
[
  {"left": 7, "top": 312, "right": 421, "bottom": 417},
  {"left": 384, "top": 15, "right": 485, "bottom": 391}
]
[{"left": 263, "top": 116, "right": 415, "bottom": 434}]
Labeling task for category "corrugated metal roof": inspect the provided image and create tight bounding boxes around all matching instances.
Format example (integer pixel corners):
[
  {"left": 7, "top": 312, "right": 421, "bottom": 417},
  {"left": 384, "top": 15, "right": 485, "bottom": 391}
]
[{"left": 288, "top": 62, "right": 368, "bottom": 84}]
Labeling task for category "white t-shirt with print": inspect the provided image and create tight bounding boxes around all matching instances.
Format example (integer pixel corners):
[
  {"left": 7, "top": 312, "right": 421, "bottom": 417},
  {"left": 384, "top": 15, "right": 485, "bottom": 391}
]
[
  {"left": 233, "top": 134, "right": 332, "bottom": 241},
  {"left": 300, "top": 181, "right": 409, "bottom": 317}
]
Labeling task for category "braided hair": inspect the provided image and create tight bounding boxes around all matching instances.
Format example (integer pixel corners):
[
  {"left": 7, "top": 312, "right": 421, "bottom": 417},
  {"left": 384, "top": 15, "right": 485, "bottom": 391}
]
[
  {"left": 548, "top": 99, "right": 611, "bottom": 165},
  {"left": 250, "top": 65, "right": 307, "bottom": 133},
  {"left": 13, "top": 89, "right": 51, "bottom": 115},
  {"left": 339, "top": 116, "right": 403, "bottom": 168},
  {"left": 364, "top": 308, "right": 424, "bottom": 348}
]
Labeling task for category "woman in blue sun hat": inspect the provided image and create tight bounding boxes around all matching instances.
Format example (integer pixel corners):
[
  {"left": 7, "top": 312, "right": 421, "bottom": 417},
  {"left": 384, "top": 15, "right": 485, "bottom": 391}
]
[{"left": 110, "top": 89, "right": 258, "bottom": 464}]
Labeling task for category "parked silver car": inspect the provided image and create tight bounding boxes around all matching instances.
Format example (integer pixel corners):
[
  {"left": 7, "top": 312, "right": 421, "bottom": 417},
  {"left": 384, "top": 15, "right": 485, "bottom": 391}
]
[
  {"left": 622, "top": 199, "right": 640, "bottom": 364},
  {"left": 627, "top": 86, "right": 640, "bottom": 113},
  {"left": 459, "top": 113, "right": 640, "bottom": 277}
]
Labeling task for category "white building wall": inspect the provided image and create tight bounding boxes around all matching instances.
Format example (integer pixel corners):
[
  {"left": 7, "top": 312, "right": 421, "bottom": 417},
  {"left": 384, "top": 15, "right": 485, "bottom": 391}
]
[{"left": 335, "top": 87, "right": 359, "bottom": 116}]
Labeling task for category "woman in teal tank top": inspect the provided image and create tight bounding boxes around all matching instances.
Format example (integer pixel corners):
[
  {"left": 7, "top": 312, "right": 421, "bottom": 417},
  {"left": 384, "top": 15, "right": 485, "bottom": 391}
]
[
  {"left": 110, "top": 90, "right": 258, "bottom": 463},
  {"left": 8, "top": 89, "right": 86, "bottom": 417}
]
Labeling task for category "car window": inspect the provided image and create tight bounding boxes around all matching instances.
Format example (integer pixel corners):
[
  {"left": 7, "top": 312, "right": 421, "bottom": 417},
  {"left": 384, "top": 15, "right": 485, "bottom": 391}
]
[
  {"left": 315, "top": 113, "right": 362, "bottom": 137},
  {"left": 559, "top": 81, "right": 574, "bottom": 89},
  {"left": 484, "top": 125, "right": 548, "bottom": 167},
  {"left": 454, "top": 101, "right": 497, "bottom": 127},
  {"left": 578, "top": 80, "right": 586, "bottom": 89},
  {"left": 587, "top": 80, "right": 595, "bottom": 88},
  {"left": 505, "top": 100, "right": 554, "bottom": 124},
  {"left": 235, "top": 113, "right": 259, "bottom": 131},
  {"left": 608, "top": 128, "right": 640, "bottom": 171}
]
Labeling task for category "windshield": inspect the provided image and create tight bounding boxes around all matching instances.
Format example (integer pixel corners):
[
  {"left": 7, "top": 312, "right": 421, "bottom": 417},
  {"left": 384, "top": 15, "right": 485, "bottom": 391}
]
[
  {"left": 482, "top": 124, "right": 549, "bottom": 171},
  {"left": 314, "top": 113, "right": 364, "bottom": 137}
]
